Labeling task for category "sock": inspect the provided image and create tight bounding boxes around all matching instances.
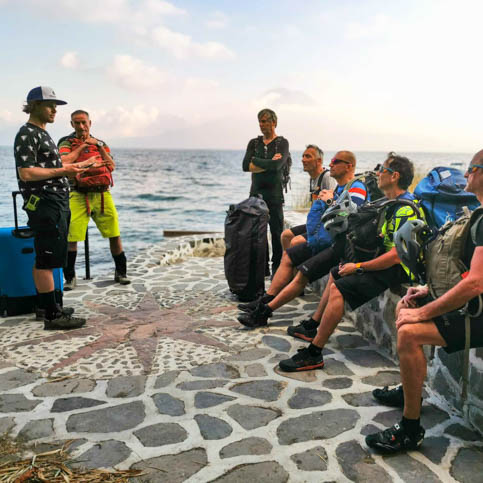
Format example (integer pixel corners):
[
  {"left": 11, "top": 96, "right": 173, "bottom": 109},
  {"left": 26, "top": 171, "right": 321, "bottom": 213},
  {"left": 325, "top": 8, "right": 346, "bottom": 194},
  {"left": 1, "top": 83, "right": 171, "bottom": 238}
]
[
  {"left": 261, "top": 293, "right": 275, "bottom": 304},
  {"left": 39, "top": 291, "right": 58, "bottom": 320},
  {"left": 64, "top": 251, "right": 77, "bottom": 280},
  {"left": 308, "top": 343, "right": 322, "bottom": 356},
  {"left": 113, "top": 251, "right": 127, "bottom": 274},
  {"left": 305, "top": 317, "right": 319, "bottom": 330},
  {"left": 401, "top": 416, "right": 421, "bottom": 437}
]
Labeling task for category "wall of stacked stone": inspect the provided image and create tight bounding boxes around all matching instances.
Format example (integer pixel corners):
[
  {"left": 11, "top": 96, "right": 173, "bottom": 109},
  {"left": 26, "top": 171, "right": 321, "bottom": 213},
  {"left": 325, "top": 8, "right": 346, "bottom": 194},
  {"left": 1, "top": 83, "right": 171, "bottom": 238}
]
[{"left": 284, "top": 211, "right": 483, "bottom": 436}]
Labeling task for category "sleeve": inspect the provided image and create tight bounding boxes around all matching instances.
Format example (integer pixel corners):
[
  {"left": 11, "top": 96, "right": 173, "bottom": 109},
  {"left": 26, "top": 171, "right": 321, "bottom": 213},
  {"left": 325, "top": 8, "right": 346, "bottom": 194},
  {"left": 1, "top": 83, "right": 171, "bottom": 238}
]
[
  {"left": 323, "top": 172, "right": 337, "bottom": 191},
  {"left": 473, "top": 215, "right": 483, "bottom": 247},
  {"left": 251, "top": 137, "right": 289, "bottom": 172},
  {"left": 58, "top": 136, "right": 72, "bottom": 156},
  {"left": 242, "top": 139, "right": 256, "bottom": 172},
  {"left": 14, "top": 129, "right": 39, "bottom": 168},
  {"left": 348, "top": 180, "right": 367, "bottom": 207}
]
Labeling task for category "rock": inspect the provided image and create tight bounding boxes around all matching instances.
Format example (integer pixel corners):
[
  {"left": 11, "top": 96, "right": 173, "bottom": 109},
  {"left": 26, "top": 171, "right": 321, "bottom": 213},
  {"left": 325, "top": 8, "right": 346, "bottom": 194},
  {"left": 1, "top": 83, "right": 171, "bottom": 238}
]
[
  {"left": 177, "top": 379, "right": 228, "bottom": 391},
  {"left": 130, "top": 448, "right": 207, "bottom": 483},
  {"left": 152, "top": 393, "right": 185, "bottom": 416},
  {"left": 106, "top": 375, "right": 146, "bottom": 397},
  {"left": 361, "top": 370, "right": 401, "bottom": 387},
  {"left": 422, "top": 404, "right": 450, "bottom": 429},
  {"left": 230, "top": 380, "right": 285, "bottom": 402},
  {"left": 190, "top": 363, "right": 240, "bottom": 379},
  {"left": 33, "top": 379, "right": 95, "bottom": 397},
  {"left": 245, "top": 363, "right": 267, "bottom": 377},
  {"left": 336, "top": 334, "right": 367, "bottom": 349},
  {"left": 0, "top": 369, "right": 38, "bottom": 390},
  {"left": 51, "top": 397, "right": 105, "bottom": 413},
  {"left": 227, "top": 348, "right": 271, "bottom": 361},
  {"left": 154, "top": 370, "right": 179, "bottom": 389},
  {"left": 420, "top": 436, "right": 450, "bottom": 464},
  {"left": 361, "top": 424, "right": 382, "bottom": 436},
  {"left": 195, "top": 414, "right": 232, "bottom": 440},
  {"left": 0, "top": 417, "right": 15, "bottom": 435},
  {"left": 336, "top": 440, "right": 391, "bottom": 481},
  {"left": 273, "top": 366, "right": 318, "bottom": 382},
  {"left": 383, "top": 453, "right": 441, "bottom": 482},
  {"left": 212, "top": 461, "right": 289, "bottom": 482},
  {"left": 288, "top": 388, "right": 332, "bottom": 409},
  {"left": 373, "top": 409, "right": 402, "bottom": 427},
  {"left": 341, "top": 349, "right": 395, "bottom": 368},
  {"left": 323, "top": 359, "right": 354, "bottom": 376},
  {"left": 451, "top": 447, "right": 483, "bottom": 482},
  {"left": 291, "top": 446, "right": 328, "bottom": 471},
  {"left": 445, "top": 423, "right": 480, "bottom": 441},
  {"left": 16, "top": 419, "right": 54, "bottom": 442},
  {"left": 323, "top": 377, "right": 352, "bottom": 390},
  {"left": 32, "top": 439, "right": 87, "bottom": 454},
  {"left": 134, "top": 422, "right": 188, "bottom": 447},
  {"left": 194, "top": 392, "right": 235, "bottom": 409},
  {"left": 277, "top": 409, "right": 360, "bottom": 445},
  {"left": 262, "top": 335, "right": 291, "bottom": 352},
  {"left": 342, "top": 391, "right": 382, "bottom": 407},
  {"left": 0, "top": 394, "right": 40, "bottom": 412},
  {"left": 220, "top": 437, "right": 272, "bottom": 459},
  {"left": 226, "top": 404, "right": 281, "bottom": 430},
  {"left": 70, "top": 440, "right": 131, "bottom": 469},
  {"left": 67, "top": 401, "right": 145, "bottom": 433}
]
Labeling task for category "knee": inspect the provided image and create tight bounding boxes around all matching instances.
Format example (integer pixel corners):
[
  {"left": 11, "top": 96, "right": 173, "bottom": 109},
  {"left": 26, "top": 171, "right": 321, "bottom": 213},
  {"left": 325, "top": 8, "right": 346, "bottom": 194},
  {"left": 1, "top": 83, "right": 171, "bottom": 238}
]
[
  {"left": 329, "top": 283, "right": 343, "bottom": 303},
  {"left": 397, "top": 325, "right": 418, "bottom": 353},
  {"left": 290, "top": 235, "right": 305, "bottom": 248},
  {"left": 281, "top": 228, "right": 293, "bottom": 242}
]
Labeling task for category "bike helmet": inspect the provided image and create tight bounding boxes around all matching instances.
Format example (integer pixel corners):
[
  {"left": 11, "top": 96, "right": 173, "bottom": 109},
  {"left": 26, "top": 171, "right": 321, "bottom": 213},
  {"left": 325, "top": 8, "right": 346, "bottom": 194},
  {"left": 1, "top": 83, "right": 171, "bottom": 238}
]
[
  {"left": 394, "top": 218, "right": 430, "bottom": 277},
  {"left": 321, "top": 191, "right": 358, "bottom": 237}
]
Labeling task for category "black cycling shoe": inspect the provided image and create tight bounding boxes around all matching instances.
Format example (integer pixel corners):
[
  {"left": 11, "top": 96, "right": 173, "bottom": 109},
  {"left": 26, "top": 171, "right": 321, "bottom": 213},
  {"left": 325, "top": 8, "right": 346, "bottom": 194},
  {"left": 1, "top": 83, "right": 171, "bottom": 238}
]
[
  {"left": 237, "top": 303, "right": 272, "bottom": 328},
  {"left": 238, "top": 294, "right": 274, "bottom": 313},
  {"left": 278, "top": 347, "right": 324, "bottom": 372},
  {"left": 36, "top": 305, "right": 75, "bottom": 321},
  {"left": 366, "top": 422, "right": 425, "bottom": 453},
  {"left": 372, "top": 385, "right": 405, "bottom": 408},
  {"left": 287, "top": 318, "right": 318, "bottom": 342}
]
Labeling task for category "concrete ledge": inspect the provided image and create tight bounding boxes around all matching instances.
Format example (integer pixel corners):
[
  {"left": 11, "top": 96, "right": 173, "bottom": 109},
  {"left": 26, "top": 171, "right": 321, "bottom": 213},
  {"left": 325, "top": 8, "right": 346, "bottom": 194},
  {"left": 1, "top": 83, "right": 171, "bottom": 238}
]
[{"left": 285, "top": 210, "right": 483, "bottom": 436}]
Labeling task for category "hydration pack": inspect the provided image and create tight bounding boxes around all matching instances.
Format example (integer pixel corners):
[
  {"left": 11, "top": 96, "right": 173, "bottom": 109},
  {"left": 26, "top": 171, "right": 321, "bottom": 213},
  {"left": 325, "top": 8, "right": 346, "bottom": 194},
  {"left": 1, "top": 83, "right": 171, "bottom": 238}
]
[
  {"left": 306, "top": 200, "right": 333, "bottom": 253},
  {"left": 415, "top": 166, "right": 479, "bottom": 230},
  {"left": 353, "top": 170, "right": 384, "bottom": 202},
  {"left": 76, "top": 165, "right": 113, "bottom": 192}
]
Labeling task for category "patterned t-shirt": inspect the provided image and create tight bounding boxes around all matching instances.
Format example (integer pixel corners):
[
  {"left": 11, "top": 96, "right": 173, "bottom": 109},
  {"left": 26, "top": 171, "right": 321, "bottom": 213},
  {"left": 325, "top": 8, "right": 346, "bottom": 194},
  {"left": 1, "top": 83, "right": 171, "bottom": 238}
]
[{"left": 14, "top": 123, "right": 69, "bottom": 201}]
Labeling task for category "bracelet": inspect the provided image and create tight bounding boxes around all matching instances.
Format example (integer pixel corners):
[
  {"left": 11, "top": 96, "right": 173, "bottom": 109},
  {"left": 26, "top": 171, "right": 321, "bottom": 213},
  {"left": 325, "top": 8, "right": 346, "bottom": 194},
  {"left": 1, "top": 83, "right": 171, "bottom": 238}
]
[{"left": 356, "top": 263, "right": 361, "bottom": 268}]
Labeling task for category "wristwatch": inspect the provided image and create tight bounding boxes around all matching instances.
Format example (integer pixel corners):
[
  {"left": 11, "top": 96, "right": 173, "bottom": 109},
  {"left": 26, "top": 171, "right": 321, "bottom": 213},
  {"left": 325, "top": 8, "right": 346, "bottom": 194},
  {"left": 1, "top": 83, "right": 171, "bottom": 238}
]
[
  {"left": 325, "top": 198, "right": 333, "bottom": 206},
  {"left": 356, "top": 263, "right": 364, "bottom": 275},
  {"left": 97, "top": 141, "right": 105, "bottom": 148}
]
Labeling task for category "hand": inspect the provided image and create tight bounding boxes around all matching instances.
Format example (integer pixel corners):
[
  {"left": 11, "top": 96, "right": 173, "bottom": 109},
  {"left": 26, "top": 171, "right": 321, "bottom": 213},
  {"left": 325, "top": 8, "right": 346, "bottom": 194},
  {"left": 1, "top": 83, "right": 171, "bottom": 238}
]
[
  {"left": 317, "top": 189, "right": 334, "bottom": 202},
  {"left": 84, "top": 136, "right": 99, "bottom": 146},
  {"left": 272, "top": 153, "right": 282, "bottom": 160},
  {"left": 63, "top": 163, "right": 88, "bottom": 176},
  {"left": 401, "top": 286, "right": 429, "bottom": 307},
  {"left": 338, "top": 263, "right": 357, "bottom": 277},
  {"left": 396, "top": 307, "right": 425, "bottom": 330}
]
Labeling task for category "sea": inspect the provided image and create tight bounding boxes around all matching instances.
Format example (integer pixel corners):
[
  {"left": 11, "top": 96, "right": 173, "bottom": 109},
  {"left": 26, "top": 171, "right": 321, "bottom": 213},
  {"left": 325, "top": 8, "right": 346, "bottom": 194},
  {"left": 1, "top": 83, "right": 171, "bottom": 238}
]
[{"left": 0, "top": 145, "right": 471, "bottom": 276}]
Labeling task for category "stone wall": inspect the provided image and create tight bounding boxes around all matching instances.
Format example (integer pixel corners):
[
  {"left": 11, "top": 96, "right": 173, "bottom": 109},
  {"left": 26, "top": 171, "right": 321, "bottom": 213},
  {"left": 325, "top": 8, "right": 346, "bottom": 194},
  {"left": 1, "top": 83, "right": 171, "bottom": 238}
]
[{"left": 284, "top": 210, "right": 483, "bottom": 436}]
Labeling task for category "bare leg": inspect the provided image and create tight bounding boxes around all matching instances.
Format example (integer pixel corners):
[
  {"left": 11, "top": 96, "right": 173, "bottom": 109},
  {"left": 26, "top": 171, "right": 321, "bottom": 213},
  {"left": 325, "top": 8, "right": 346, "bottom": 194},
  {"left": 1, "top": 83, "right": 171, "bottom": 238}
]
[
  {"left": 267, "top": 251, "right": 296, "bottom": 296},
  {"left": 281, "top": 229, "right": 294, "bottom": 251},
  {"left": 312, "top": 281, "right": 345, "bottom": 348},
  {"left": 109, "top": 236, "right": 123, "bottom": 256},
  {"left": 312, "top": 273, "right": 335, "bottom": 322},
  {"left": 290, "top": 235, "right": 306, "bottom": 247},
  {"left": 397, "top": 323, "right": 447, "bottom": 419},
  {"left": 33, "top": 267, "right": 54, "bottom": 293},
  {"left": 268, "top": 272, "right": 309, "bottom": 310}
]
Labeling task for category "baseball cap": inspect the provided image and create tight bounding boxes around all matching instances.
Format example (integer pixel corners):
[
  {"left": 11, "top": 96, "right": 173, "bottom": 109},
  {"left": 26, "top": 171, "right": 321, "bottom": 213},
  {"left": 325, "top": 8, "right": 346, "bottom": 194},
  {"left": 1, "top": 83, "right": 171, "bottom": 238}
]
[{"left": 26, "top": 86, "right": 67, "bottom": 105}]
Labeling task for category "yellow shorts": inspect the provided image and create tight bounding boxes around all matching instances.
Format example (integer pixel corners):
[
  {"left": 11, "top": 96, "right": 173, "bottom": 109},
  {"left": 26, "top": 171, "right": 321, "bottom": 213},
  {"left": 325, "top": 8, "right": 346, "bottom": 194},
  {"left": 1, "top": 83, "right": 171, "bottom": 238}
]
[{"left": 68, "top": 191, "right": 120, "bottom": 242}]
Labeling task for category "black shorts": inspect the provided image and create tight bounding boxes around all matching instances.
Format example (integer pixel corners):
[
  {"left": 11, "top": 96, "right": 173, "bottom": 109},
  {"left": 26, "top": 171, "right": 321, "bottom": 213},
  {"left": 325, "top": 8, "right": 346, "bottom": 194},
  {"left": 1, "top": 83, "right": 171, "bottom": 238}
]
[
  {"left": 290, "top": 224, "right": 307, "bottom": 237},
  {"left": 288, "top": 244, "right": 341, "bottom": 283},
  {"left": 332, "top": 264, "right": 409, "bottom": 310},
  {"left": 26, "top": 198, "right": 70, "bottom": 270}
]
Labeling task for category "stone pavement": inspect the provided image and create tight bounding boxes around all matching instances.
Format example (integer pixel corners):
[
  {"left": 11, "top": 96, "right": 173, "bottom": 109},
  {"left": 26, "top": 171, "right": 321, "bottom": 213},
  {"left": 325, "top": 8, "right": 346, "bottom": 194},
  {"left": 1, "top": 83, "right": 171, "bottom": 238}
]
[{"left": 0, "top": 237, "right": 482, "bottom": 482}]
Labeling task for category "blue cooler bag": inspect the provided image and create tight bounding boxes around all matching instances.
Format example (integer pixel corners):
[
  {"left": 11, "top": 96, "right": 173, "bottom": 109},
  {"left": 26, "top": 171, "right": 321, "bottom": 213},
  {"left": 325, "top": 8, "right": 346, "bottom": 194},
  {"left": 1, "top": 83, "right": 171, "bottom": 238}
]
[{"left": 0, "top": 192, "right": 63, "bottom": 316}]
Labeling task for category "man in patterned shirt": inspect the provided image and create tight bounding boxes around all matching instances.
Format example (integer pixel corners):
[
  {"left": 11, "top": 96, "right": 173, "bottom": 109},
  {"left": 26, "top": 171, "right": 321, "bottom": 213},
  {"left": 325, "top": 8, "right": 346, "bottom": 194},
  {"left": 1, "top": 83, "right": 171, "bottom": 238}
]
[{"left": 14, "top": 86, "right": 91, "bottom": 330}]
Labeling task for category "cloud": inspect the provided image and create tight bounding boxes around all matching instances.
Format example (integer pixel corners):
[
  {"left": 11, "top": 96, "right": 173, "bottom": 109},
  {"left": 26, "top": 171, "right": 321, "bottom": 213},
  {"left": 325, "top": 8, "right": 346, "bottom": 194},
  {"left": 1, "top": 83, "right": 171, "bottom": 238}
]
[
  {"left": 345, "top": 13, "right": 391, "bottom": 40},
  {"left": 205, "top": 11, "right": 229, "bottom": 29},
  {"left": 151, "top": 26, "right": 235, "bottom": 60},
  {"left": 60, "top": 51, "right": 80, "bottom": 69},
  {"left": 107, "top": 55, "right": 171, "bottom": 90},
  {"left": 255, "top": 88, "right": 316, "bottom": 109}
]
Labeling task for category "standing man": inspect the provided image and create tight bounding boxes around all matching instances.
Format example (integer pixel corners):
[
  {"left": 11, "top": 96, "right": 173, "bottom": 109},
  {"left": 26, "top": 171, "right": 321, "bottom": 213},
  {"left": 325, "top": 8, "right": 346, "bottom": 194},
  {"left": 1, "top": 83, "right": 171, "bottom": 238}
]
[
  {"left": 58, "top": 110, "right": 130, "bottom": 290},
  {"left": 242, "top": 109, "right": 289, "bottom": 275},
  {"left": 281, "top": 144, "right": 336, "bottom": 250},
  {"left": 14, "top": 86, "right": 88, "bottom": 330}
]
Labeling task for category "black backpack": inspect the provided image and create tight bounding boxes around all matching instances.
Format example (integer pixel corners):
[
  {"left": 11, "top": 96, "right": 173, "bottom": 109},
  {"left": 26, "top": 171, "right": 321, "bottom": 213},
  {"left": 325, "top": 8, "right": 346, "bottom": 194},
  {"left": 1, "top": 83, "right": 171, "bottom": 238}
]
[
  {"left": 353, "top": 170, "right": 385, "bottom": 201},
  {"left": 254, "top": 136, "right": 292, "bottom": 193}
]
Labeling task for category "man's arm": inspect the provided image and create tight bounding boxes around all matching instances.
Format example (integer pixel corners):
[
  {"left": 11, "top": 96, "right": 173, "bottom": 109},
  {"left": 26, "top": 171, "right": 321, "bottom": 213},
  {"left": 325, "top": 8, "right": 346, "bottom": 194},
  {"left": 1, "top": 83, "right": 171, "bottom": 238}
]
[
  {"left": 242, "top": 139, "right": 265, "bottom": 173},
  {"left": 18, "top": 162, "right": 92, "bottom": 182},
  {"left": 251, "top": 138, "right": 289, "bottom": 172},
  {"left": 58, "top": 138, "right": 88, "bottom": 164},
  {"left": 338, "top": 246, "right": 400, "bottom": 276},
  {"left": 85, "top": 137, "right": 115, "bottom": 171}
]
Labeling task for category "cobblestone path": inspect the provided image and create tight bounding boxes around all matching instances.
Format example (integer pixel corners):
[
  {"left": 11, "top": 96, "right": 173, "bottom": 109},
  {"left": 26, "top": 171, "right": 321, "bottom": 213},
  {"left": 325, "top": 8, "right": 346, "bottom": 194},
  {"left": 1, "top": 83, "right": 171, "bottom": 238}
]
[{"left": 0, "top": 240, "right": 481, "bottom": 482}]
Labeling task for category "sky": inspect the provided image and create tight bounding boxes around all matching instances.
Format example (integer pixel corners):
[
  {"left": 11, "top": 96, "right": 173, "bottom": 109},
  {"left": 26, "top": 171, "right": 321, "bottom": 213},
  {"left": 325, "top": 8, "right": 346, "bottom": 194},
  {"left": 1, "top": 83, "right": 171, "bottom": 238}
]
[{"left": 0, "top": 0, "right": 481, "bottom": 151}]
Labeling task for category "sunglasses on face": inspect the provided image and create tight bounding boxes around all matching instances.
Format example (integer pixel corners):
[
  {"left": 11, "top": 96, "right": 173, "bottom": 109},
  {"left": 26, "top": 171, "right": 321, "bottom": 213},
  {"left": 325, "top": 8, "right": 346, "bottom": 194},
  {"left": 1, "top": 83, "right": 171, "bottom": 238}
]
[
  {"left": 330, "top": 158, "right": 351, "bottom": 165},
  {"left": 378, "top": 165, "right": 395, "bottom": 174},
  {"left": 466, "top": 164, "right": 483, "bottom": 174}
]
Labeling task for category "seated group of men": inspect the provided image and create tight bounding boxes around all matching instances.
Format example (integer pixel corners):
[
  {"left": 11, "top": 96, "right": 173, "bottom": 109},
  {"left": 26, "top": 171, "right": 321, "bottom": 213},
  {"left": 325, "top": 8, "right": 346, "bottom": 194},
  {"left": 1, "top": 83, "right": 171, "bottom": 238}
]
[{"left": 236, "top": 148, "right": 483, "bottom": 454}]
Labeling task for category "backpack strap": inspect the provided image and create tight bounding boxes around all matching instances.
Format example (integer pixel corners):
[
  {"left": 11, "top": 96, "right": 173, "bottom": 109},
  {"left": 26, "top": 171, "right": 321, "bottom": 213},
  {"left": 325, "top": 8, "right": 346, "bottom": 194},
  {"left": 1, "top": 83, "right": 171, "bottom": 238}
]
[
  {"left": 470, "top": 208, "right": 483, "bottom": 245},
  {"left": 461, "top": 314, "right": 471, "bottom": 401}
]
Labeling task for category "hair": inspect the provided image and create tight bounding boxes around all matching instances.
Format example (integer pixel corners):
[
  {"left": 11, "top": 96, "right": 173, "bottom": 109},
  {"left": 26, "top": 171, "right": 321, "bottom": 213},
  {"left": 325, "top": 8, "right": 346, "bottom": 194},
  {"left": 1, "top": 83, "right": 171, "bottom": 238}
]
[
  {"left": 257, "top": 108, "right": 277, "bottom": 123},
  {"left": 22, "top": 100, "right": 40, "bottom": 114},
  {"left": 71, "top": 110, "right": 89, "bottom": 118},
  {"left": 386, "top": 151, "right": 414, "bottom": 189},
  {"left": 305, "top": 144, "right": 324, "bottom": 159}
]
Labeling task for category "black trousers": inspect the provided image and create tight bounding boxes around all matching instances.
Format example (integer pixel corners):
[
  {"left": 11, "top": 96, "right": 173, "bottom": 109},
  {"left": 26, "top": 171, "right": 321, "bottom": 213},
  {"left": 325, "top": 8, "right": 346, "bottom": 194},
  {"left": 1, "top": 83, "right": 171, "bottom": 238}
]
[{"left": 265, "top": 200, "right": 284, "bottom": 272}]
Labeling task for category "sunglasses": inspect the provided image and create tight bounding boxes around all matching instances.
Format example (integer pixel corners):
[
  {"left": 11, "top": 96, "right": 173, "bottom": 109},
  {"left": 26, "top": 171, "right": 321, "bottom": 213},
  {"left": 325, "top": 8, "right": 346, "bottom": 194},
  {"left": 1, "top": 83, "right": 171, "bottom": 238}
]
[
  {"left": 330, "top": 158, "right": 351, "bottom": 165},
  {"left": 378, "top": 165, "right": 395, "bottom": 174},
  {"left": 466, "top": 164, "right": 483, "bottom": 174}
]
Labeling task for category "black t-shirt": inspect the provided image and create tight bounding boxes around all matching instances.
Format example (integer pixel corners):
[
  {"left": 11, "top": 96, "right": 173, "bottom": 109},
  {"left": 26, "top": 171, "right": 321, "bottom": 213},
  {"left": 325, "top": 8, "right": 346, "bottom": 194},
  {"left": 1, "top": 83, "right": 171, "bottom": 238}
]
[
  {"left": 14, "top": 123, "right": 69, "bottom": 201},
  {"left": 463, "top": 211, "right": 483, "bottom": 268}
]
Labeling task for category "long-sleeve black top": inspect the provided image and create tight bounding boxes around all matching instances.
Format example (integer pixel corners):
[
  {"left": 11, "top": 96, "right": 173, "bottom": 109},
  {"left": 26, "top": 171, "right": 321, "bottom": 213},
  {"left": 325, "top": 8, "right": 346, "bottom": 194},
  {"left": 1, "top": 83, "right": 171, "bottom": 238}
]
[{"left": 242, "top": 136, "right": 289, "bottom": 203}]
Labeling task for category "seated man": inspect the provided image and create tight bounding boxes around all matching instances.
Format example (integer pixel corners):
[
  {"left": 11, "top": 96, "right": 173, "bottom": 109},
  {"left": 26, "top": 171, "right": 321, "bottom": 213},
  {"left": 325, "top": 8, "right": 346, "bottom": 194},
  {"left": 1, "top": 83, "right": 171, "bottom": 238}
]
[
  {"left": 281, "top": 144, "right": 335, "bottom": 250},
  {"left": 238, "top": 150, "right": 368, "bottom": 328},
  {"left": 366, "top": 150, "right": 483, "bottom": 454},
  {"left": 279, "top": 152, "right": 420, "bottom": 371}
]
